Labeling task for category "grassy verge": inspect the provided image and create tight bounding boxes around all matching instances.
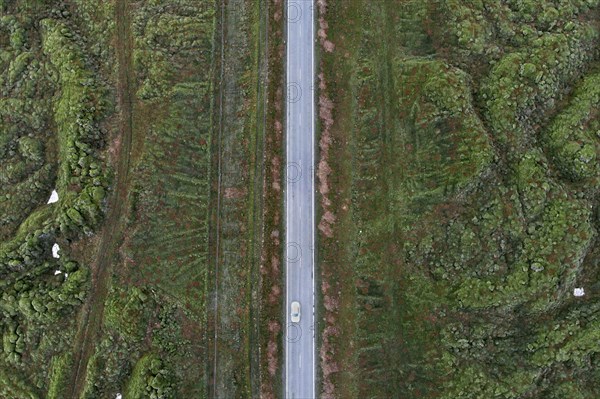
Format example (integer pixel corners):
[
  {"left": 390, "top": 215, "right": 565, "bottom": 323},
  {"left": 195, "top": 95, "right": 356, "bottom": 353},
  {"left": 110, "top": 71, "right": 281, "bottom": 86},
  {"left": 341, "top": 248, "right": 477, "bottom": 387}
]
[
  {"left": 206, "top": 0, "right": 269, "bottom": 396},
  {"left": 257, "top": 0, "right": 286, "bottom": 396}
]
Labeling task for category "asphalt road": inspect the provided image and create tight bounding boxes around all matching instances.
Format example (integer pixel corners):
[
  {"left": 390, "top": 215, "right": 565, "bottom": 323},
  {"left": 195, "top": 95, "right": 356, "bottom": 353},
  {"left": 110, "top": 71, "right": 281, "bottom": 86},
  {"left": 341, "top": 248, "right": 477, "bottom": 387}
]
[{"left": 285, "top": 0, "right": 316, "bottom": 398}]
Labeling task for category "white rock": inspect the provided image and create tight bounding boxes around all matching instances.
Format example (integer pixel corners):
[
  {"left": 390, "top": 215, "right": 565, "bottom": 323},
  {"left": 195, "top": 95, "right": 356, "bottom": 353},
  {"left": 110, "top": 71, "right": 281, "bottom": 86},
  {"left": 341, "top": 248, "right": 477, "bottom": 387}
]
[
  {"left": 47, "top": 190, "right": 59, "bottom": 204},
  {"left": 573, "top": 287, "right": 585, "bottom": 297},
  {"left": 54, "top": 270, "right": 62, "bottom": 275},
  {"left": 52, "top": 243, "right": 61, "bottom": 259}
]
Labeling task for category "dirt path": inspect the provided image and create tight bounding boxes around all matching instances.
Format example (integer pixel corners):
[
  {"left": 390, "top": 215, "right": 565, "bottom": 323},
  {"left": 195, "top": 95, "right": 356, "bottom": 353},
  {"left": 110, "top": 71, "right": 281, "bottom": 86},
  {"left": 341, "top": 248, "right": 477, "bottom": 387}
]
[{"left": 67, "top": 0, "right": 135, "bottom": 397}]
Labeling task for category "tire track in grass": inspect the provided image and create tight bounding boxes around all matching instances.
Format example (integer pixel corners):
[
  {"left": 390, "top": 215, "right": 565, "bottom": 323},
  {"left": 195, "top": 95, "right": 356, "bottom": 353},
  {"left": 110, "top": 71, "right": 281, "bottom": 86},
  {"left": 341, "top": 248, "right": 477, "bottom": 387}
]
[
  {"left": 208, "top": 0, "right": 225, "bottom": 394},
  {"left": 67, "top": 0, "right": 135, "bottom": 397}
]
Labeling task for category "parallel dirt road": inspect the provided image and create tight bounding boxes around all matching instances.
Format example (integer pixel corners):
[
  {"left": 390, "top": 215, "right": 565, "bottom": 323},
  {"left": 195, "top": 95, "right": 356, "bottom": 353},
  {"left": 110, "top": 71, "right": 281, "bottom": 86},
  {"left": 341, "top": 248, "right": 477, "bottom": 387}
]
[
  {"left": 67, "top": 0, "right": 135, "bottom": 396},
  {"left": 285, "top": 1, "right": 316, "bottom": 398}
]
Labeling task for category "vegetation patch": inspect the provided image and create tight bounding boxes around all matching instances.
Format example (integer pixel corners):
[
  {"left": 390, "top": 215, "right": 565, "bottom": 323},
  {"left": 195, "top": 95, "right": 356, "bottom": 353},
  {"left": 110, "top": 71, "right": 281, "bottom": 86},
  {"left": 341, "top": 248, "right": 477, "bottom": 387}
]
[
  {"left": 542, "top": 71, "right": 600, "bottom": 181},
  {"left": 1, "top": 0, "right": 269, "bottom": 396},
  {"left": 0, "top": 1, "right": 111, "bottom": 393},
  {"left": 320, "top": 0, "right": 600, "bottom": 397},
  {"left": 125, "top": 353, "right": 175, "bottom": 399}
]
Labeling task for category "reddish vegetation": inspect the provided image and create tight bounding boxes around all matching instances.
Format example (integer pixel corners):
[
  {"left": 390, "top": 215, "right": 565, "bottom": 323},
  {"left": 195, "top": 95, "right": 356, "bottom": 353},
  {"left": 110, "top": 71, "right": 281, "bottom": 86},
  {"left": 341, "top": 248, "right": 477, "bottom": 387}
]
[
  {"left": 317, "top": 0, "right": 335, "bottom": 52},
  {"left": 316, "top": 1, "right": 342, "bottom": 398},
  {"left": 267, "top": 340, "right": 278, "bottom": 376},
  {"left": 260, "top": 1, "right": 285, "bottom": 395},
  {"left": 320, "top": 268, "right": 341, "bottom": 399},
  {"left": 273, "top": 0, "right": 282, "bottom": 22},
  {"left": 272, "top": 156, "right": 282, "bottom": 191},
  {"left": 317, "top": 79, "right": 334, "bottom": 237},
  {"left": 269, "top": 284, "right": 281, "bottom": 303},
  {"left": 107, "top": 133, "right": 122, "bottom": 164},
  {"left": 224, "top": 187, "right": 247, "bottom": 199},
  {"left": 267, "top": 321, "right": 281, "bottom": 376}
]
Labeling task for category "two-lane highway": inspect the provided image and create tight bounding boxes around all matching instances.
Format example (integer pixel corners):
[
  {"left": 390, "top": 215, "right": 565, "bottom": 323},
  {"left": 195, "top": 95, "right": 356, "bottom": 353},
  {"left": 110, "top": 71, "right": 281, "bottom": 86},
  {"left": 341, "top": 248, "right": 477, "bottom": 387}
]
[{"left": 285, "top": 0, "right": 316, "bottom": 398}]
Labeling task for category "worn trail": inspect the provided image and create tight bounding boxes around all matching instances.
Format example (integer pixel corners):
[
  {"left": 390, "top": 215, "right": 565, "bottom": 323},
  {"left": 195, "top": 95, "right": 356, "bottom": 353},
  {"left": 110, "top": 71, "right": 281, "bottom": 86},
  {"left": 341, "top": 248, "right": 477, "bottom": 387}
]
[{"left": 67, "top": 0, "right": 135, "bottom": 396}]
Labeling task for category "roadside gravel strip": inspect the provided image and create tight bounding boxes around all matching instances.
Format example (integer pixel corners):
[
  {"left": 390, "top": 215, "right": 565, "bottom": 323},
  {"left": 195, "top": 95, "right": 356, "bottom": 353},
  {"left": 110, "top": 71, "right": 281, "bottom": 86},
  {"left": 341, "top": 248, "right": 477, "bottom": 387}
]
[{"left": 285, "top": 0, "right": 316, "bottom": 398}]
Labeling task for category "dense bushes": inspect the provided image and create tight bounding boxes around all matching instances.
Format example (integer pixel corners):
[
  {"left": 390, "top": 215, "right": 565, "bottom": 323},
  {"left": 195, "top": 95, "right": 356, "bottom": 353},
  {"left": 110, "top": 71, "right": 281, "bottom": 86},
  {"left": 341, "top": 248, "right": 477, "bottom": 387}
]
[
  {"left": 104, "top": 286, "right": 150, "bottom": 340},
  {"left": 434, "top": 0, "right": 600, "bottom": 163},
  {"left": 437, "top": 297, "right": 600, "bottom": 398},
  {"left": 0, "top": 164, "right": 55, "bottom": 241},
  {"left": 41, "top": 18, "right": 109, "bottom": 237},
  {"left": 2, "top": 264, "right": 87, "bottom": 323},
  {"left": 0, "top": 14, "right": 57, "bottom": 240},
  {"left": 0, "top": 369, "right": 39, "bottom": 399},
  {"left": 83, "top": 285, "right": 199, "bottom": 396},
  {"left": 543, "top": 71, "right": 600, "bottom": 181},
  {"left": 0, "top": 235, "right": 88, "bottom": 366},
  {"left": 327, "top": 0, "right": 600, "bottom": 396},
  {"left": 125, "top": 354, "right": 176, "bottom": 399},
  {"left": 0, "top": 2, "right": 112, "bottom": 393},
  {"left": 416, "top": 155, "right": 597, "bottom": 396},
  {"left": 416, "top": 2, "right": 600, "bottom": 396},
  {"left": 480, "top": 24, "right": 598, "bottom": 153},
  {"left": 435, "top": 0, "right": 600, "bottom": 72},
  {"left": 453, "top": 194, "right": 593, "bottom": 312},
  {"left": 70, "top": 1, "right": 115, "bottom": 68},
  {"left": 1, "top": 12, "right": 109, "bottom": 243}
]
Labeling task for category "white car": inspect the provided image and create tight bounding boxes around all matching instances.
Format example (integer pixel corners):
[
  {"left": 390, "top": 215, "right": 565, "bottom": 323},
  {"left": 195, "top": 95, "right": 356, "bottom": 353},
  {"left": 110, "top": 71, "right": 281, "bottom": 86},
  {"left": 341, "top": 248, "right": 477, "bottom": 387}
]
[{"left": 291, "top": 301, "right": 301, "bottom": 323}]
